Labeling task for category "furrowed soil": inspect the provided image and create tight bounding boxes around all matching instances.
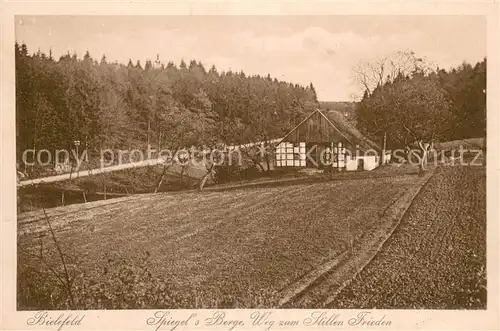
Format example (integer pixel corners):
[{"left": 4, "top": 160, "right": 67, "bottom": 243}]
[
  {"left": 18, "top": 165, "right": 485, "bottom": 309},
  {"left": 329, "top": 166, "right": 486, "bottom": 309},
  {"left": 18, "top": 168, "right": 423, "bottom": 309}
]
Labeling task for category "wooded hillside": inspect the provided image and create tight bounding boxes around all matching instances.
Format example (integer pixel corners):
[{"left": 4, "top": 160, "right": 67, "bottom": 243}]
[
  {"left": 355, "top": 57, "right": 486, "bottom": 150},
  {"left": 15, "top": 43, "right": 318, "bottom": 169}
]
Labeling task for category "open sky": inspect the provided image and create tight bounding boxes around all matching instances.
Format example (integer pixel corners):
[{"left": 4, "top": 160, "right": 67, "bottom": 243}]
[{"left": 16, "top": 15, "right": 486, "bottom": 101}]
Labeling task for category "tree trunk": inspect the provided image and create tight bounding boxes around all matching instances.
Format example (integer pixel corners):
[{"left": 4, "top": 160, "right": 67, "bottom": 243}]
[
  {"left": 482, "top": 138, "right": 486, "bottom": 166},
  {"left": 88, "top": 151, "right": 93, "bottom": 178},
  {"left": 265, "top": 154, "right": 271, "bottom": 173},
  {"left": 154, "top": 148, "right": 178, "bottom": 193},
  {"left": 198, "top": 163, "right": 214, "bottom": 191},
  {"left": 69, "top": 162, "right": 74, "bottom": 180},
  {"left": 264, "top": 141, "right": 271, "bottom": 173},
  {"left": 103, "top": 174, "right": 107, "bottom": 200},
  {"left": 154, "top": 163, "right": 172, "bottom": 193},
  {"left": 147, "top": 119, "right": 151, "bottom": 147},
  {"left": 417, "top": 140, "right": 430, "bottom": 176},
  {"left": 381, "top": 131, "right": 387, "bottom": 165},
  {"left": 418, "top": 161, "right": 425, "bottom": 176},
  {"left": 180, "top": 165, "right": 186, "bottom": 186}
]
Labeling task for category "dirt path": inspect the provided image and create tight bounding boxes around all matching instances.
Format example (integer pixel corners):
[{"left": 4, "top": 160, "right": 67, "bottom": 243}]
[{"left": 328, "top": 166, "right": 486, "bottom": 309}]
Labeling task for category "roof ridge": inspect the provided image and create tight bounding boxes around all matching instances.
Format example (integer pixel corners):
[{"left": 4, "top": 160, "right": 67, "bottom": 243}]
[
  {"left": 277, "top": 109, "right": 321, "bottom": 145},
  {"left": 316, "top": 108, "right": 355, "bottom": 146},
  {"left": 322, "top": 109, "right": 382, "bottom": 151}
]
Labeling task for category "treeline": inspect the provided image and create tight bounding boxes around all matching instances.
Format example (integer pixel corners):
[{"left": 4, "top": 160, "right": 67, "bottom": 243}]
[
  {"left": 356, "top": 58, "right": 486, "bottom": 149},
  {"left": 15, "top": 43, "right": 318, "bottom": 168}
]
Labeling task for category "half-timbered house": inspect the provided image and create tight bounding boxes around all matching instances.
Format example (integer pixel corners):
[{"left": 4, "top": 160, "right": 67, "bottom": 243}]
[{"left": 275, "top": 109, "right": 386, "bottom": 171}]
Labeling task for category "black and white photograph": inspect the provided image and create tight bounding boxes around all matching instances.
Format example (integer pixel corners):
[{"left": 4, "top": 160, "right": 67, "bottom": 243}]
[{"left": 1, "top": 5, "right": 498, "bottom": 330}]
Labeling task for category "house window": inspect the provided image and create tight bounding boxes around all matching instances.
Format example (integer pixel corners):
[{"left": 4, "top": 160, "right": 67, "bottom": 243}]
[
  {"left": 276, "top": 142, "right": 305, "bottom": 167},
  {"left": 324, "top": 148, "right": 332, "bottom": 162}
]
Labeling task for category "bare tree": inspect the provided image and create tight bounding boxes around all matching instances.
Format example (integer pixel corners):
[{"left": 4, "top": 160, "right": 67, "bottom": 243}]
[{"left": 352, "top": 50, "right": 433, "bottom": 96}]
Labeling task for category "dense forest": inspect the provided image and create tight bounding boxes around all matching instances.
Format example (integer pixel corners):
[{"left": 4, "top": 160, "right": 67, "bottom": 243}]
[
  {"left": 16, "top": 42, "right": 486, "bottom": 176},
  {"left": 15, "top": 42, "right": 318, "bottom": 171},
  {"left": 355, "top": 57, "right": 486, "bottom": 150}
]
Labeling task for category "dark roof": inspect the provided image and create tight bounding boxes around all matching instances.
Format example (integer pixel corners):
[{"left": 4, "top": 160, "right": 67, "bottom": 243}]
[
  {"left": 279, "top": 109, "right": 381, "bottom": 152},
  {"left": 322, "top": 109, "right": 382, "bottom": 152}
]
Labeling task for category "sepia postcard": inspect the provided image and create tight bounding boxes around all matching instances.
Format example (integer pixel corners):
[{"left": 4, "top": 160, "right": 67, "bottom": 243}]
[{"left": 1, "top": 1, "right": 499, "bottom": 330}]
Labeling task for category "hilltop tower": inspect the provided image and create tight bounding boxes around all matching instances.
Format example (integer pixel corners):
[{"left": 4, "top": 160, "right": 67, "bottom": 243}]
[{"left": 153, "top": 54, "right": 162, "bottom": 69}]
